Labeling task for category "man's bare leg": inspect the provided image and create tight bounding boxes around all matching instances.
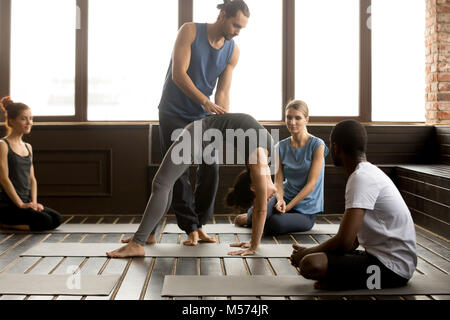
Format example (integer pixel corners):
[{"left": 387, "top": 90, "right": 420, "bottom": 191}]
[
  {"left": 183, "top": 231, "right": 199, "bottom": 246},
  {"left": 198, "top": 228, "right": 216, "bottom": 243},
  {"left": 106, "top": 240, "right": 145, "bottom": 258},
  {"left": 121, "top": 234, "right": 156, "bottom": 244}
]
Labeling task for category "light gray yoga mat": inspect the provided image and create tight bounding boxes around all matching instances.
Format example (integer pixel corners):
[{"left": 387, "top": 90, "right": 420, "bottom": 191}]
[
  {"left": 20, "top": 243, "right": 311, "bottom": 258},
  {"left": 161, "top": 274, "right": 450, "bottom": 296},
  {"left": 163, "top": 223, "right": 339, "bottom": 234},
  {"left": 0, "top": 274, "right": 121, "bottom": 296},
  {"left": 0, "top": 223, "right": 140, "bottom": 234}
]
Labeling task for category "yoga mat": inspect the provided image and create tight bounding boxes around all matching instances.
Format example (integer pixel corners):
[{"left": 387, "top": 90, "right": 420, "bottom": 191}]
[
  {"left": 0, "top": 274, "right": 121, "bottom": 296},
  {"left": 161, "top": 274, "right": 450, "bottom": 296},
  {"left": 163, "top": 223, "right": 339, "bottom": 234},
  {"left": 20, "top": 243, "right": 312, "bottom": 258},
  {"left": 0, "top": 224, "right": 140, "bottom": 234}
]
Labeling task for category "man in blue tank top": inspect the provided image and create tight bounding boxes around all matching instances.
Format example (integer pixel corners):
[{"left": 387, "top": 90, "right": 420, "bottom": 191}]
[{"left": 157, "top": 1, "right": 249, "bottom": 246}]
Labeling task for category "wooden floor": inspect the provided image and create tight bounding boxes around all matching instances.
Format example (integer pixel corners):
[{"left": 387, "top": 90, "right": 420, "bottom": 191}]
[{"left": 0, "top": 214, "right": 449, "bottom": 300}]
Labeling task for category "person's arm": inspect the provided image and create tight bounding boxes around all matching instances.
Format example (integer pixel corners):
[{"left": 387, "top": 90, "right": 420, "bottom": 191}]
[
  {"left": 0, "top": 142, "right": 35, "bottom": 210},
  {"left": 285, "top": 145, "right": 325, "bottom": 211},
  {"left": 172, "top": 23, "right": 226, "bottom": 115},
  {"left": 27, "top": 144, "right": 43, "bottom": 211},
  {"left": 229, "top": 148, "right": 269, "bottom": 255},
  {"left": 273, "top": 150, "right": 286, "bottom": 213},
  {"left": 291, "top": 208, "right": 365, "bottom": 265},
  {"left": 214, "top": 44, "right": 240, "bottom": 112}
]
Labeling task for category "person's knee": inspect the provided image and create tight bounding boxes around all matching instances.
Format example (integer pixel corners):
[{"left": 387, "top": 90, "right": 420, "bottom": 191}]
[
  {"left": 152, "top": 177, "right": 170, "bottom": 194},
  {"left": 49, "top": 210, "right": 62, "bottom": 229},
  {"left": 29, "top": 212, "right": 53, "bottom": 231},
  {"left": 299, "top": 253, "right": 328, "bottom": 279},
  {"left": 264, "top": 218, "right": 284, "bottom": 236}
]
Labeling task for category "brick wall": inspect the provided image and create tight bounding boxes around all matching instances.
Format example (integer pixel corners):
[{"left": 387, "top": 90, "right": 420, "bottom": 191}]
[{"left": 426, "top": 0, "right": 450, "bottom": 124}]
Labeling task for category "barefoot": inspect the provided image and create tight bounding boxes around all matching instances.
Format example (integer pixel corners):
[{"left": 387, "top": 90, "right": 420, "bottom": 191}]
[
  {"left": 314, "top": 280, "right": 329, "bottom": 290},
  {"left": 234, "top": 213, "right": 248, "bottom": 227},
  {"left": 183, "top": 231, "right": 199, "bottom": 246},
  {"left": 198, "top": 228, "right": 216, "bottom": 243},
  {"left": 121, "top": 234, "right": 156, "bottom": 245},
  {"left": 106, "top": 241, "right": 145, "bottom": 258}
]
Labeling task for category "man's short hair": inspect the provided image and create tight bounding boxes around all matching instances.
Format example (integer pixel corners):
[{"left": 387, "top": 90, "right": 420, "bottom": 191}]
[
  {"left": 330, "top": 120, "right": 368, "bottom": 157},
  {"left": 217, "top": 0, "right": 250, "bottom": 18}
]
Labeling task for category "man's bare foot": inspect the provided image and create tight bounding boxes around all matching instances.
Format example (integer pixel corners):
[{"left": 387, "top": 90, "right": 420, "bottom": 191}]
[
  {"left": 234, "top": 213, "right": 248, "bottom": 227},
  {"left": 0, "top": 224, "right": 30, "bottom": 231},
  {"left": 106, "top": 241, "right": 145, "bottom": 258},
  {"left": 121, "top": 234, "right": 156, "bottom": 244},
  {"left": 198, "top": 228, "right": 216, "bottom": 243},
  {"left": 314, "top": 280, "right": 329, "bottom": 290},
  {"left": 183, "top": 231, "right": 199, "bottom": 246}
]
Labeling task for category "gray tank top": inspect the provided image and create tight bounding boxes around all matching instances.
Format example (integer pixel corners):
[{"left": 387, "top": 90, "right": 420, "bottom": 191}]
[{"left": 0, "top": 138, "right": 31, "bottom": 203}]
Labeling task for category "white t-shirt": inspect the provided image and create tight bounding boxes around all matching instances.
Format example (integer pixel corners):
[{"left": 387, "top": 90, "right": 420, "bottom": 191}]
[{"left": 345, "top": 162, "right": 417, "bottom": 280}]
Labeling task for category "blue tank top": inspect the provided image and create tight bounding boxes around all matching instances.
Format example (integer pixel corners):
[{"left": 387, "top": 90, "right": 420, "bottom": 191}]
[
  {"left": 158, "top": 23, "right": 235, "bottom": 120},
  {"left": 277, "top": 135, "right": 329, "bottom": 214}
]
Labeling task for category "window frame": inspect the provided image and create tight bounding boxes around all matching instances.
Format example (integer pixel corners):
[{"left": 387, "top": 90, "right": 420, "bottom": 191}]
[{"left": 0, "top": 0, "right": 379, "bottom": 123}]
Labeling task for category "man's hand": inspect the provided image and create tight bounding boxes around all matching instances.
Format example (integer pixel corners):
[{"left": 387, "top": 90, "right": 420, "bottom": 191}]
[
  {"left": 290, "top": 243, "right": 312, "bottom": 268},
  {"left": 274, "top": 199, "right": 286, "bottom": 213},
  {"left": 203, "top": 100, "right": 227, "bottom": 115}
]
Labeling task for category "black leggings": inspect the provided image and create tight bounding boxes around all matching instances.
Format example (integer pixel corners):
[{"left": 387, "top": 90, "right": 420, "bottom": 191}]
[{"left": 0, "top": 202, "right": 62, "bottom": 231}]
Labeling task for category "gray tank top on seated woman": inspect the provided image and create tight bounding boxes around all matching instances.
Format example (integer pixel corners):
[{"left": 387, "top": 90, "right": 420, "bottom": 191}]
[{"left": 0, "top": 138, "right": 31, "bottom": 203}]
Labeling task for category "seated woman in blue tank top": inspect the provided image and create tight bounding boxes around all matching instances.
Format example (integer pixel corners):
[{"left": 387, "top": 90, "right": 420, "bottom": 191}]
[
  {"left": 233, "top": 100, "right": 328, "bottom": 235},
  {"left": 0, "top": 97, "right": 62, "bottom": 232}
]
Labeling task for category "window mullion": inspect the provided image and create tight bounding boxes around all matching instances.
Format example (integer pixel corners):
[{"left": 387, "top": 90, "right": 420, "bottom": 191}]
[
  {"left": 0, "top": 0, "right": 11, "bottom": 106},
  {"left": 360, "top": 0, "right": 372, "bottom": 122},
  {"left": 283, "top": 0, "right": 294, "bottom": 121},
  {"left": 76, "top": 0, "right": 88, "bottom": 122},
  {"left": 179, "top": 0, "right": 193, "bottom": 28}
]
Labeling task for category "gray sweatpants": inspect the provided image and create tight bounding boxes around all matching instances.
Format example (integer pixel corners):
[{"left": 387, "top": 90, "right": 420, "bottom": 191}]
[{"left": 132, "top": 121, "right": 204, "bottom": 246}]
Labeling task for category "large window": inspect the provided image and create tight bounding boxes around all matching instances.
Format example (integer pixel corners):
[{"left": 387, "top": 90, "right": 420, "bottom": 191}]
[
  {"left": 0, "top": 0, "right": 427, "bottom": 122},
  {"left": 88, "top": 0, "right": 177, "bottom": 121},
  {"left": 194, "top": 0, "right": 282, "bottom": 120},
  {"left": 10, "top": 0, "right": 76, "bottom": 116},
  {"left": 295, "top": 0, "right": 360, "bottom": 117},
  {"left": 371, "top": 0, "right": 426, "bottom": 122}
]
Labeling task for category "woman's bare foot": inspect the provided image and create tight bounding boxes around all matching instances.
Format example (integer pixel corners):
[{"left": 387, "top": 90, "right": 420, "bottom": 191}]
[
  {"left": 183, "top": 231, "right": 199, "bottom": 246},
  {"left": 106, "top": 241, "right": 145, "bottom": 258},
  {"left": 0, "top": 224, "right": 30, "bottom": 231},
  {"left": 121, "top": 234, "right": 156, "bottom": 244},
  {"left": 234, "top": 214, "right": 248, "bottom": 227},
  {"left": 198, "top": 228, "right": 216, "bottom": 243}
]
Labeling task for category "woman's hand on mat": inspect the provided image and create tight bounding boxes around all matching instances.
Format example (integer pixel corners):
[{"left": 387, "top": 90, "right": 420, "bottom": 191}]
[
  {"left": 275, "top": 200, "right": 286, "bottom": 213},
  {"left": 228, "top": 242, "right": 256, "bottom": 256},
  {"left": 229, "top": 241, "right": 251, "bottom": 249}
]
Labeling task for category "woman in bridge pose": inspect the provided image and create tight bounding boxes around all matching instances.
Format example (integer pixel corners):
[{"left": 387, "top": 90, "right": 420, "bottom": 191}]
[{"left": 107, "top": 112, "right": 276, "bottom": 258}]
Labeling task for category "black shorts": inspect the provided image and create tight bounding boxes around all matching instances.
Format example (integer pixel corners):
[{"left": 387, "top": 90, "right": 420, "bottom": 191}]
[{"left": 325, "top": 250, "right": 409, "bottom": 290}]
